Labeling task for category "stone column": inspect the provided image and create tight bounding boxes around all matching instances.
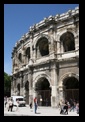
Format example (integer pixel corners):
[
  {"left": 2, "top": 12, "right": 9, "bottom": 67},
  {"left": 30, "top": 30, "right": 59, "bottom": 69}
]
[
  {"left": 32, "top": 81, "right": 38, "bottom": 107},
  {"left": 75, "top": 35, "right": 79, "bottom": 50},
  {"left": 22, "top": 45, "right": 27, "bottom": 65},
  {"left": 28, "top": 68, "right": 33, "bottom": 104},
  {"left": 36, "top": 46, "right": 41, "bottom": 58},
  {"left": 49, "top": 36, "right": 55, "bottom": 59},
  {"left": 57, "top": 41, "right": 61, "bottom": 53},
  {"left": 33, "top": 49, "right": 36, "bottom": 62},
  {"left": 22, "top": 75, "right": 25, "bottom": 97},
  {"left": 20, "top": 72, "right": 24, "bottom": 96},
  {"left": 50, "top": 62, "right": 58, "bottom": 107},
  {"left": 32, "top": 43, "right": 36, "bottom": 63},
  {"left": 30, "top": 42, "right": 33, "bottom": 60},
  {"left": 61, "top": 42, "right": 64, "bottom": 53},
  {"left": 23, "top": 87, "right": 26, "bottom": 98},
  {"left": 59, "top": 86, "right": 64, "bottom": 101}
]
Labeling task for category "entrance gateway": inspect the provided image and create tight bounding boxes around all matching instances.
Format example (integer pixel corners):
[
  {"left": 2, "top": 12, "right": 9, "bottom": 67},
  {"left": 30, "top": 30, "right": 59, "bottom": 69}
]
[
  {"left": 35, "top": 77, "right": 51, "bottom": 106},
  {"left": 33, "top": 73, "right": 79, "bottom": 106}
]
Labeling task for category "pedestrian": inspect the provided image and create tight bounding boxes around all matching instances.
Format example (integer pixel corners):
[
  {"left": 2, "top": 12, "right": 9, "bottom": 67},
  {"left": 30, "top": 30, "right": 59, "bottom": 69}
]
[
  {"left": 69, "top": 99, "right": 75, "bottom": 112},
  {"left": 59, "top": 99, "right": 65, "bottom": 114},
  {"left": 64, "top": 101, "right": 68, "bottom": 114},
  {"left": 8, "top": 98, "right": 13, "bottom": 112},
  {"left": 16, "top": 99, "right": 19, "bottom": 111},
  {"left": 76, "top": 101, "right": 79, "bottom": 114},
  {"left": 29, "top": 102, "right": 32, "bottom": 109},
  {"left": 34, "top": 97, "right": 38, "bottom": 113}
]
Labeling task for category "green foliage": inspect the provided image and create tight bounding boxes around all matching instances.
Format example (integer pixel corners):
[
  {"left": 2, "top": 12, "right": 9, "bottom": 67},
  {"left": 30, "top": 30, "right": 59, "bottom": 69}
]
[{"left": 4, "top": 72, "right": 11, "bottom": 96}]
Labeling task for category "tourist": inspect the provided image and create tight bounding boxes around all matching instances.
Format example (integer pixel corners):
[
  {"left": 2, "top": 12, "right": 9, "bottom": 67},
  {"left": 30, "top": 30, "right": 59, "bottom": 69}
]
[
  {"left": 29, "top": 102, "right": 32, "bottom": 109},
  {"left": 8, "top": 98, "right": 13, "bottom": 112},
  {"left": 34, "top": 97, "right": 38, "bottom": 113}
]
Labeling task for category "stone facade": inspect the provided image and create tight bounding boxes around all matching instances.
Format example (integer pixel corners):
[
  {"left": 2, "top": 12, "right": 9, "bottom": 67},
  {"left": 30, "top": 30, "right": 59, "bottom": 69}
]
[{"left": 11, "top": 7, "right": 79, "bottom": 107}]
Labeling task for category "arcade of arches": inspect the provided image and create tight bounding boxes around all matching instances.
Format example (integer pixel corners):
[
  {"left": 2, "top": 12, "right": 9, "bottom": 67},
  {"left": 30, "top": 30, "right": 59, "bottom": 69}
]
[
  {"left": 15, "top": 74, "right": 79, "bottom": 106},
  {"left": 33, "top": 75, "right": 79, "bottom": 106},
  {"left": 11, "top": 7, "right": 79, "bottom": 107},
  {"left": 63, "top": 77, "right": 79, "bottom": 101}
]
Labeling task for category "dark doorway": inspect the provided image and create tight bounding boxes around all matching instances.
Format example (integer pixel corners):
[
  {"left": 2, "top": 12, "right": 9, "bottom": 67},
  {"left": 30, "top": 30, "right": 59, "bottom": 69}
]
[
  {"left": 17, "top": 83, "right": 20, "bottom": 95},
  {"left": 63, "top": 77, "right": 79, "bottom": 101},
  {"left": 25, "top": 81, "right": 29, "bottom": 104},
  {"left": 35, "top": 77, "right": 51, "bottom": 106}
]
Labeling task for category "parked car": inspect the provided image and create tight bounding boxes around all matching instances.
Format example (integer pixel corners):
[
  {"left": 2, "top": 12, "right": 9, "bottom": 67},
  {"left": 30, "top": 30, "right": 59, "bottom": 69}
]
[{"left": 11, "top": 96, "right": 26, "bottom": 107}]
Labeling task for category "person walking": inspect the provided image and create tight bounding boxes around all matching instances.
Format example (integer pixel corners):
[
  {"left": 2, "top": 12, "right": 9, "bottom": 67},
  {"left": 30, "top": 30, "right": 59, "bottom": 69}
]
[
  {"left": 69, "top": 99, "right": 75, "bottom": 112},
  {"left": 16, "top": 99, "right": 19, "bottom": 111},
  {"left": 64, "top": 101, "right": 68, "bottom": 114},
  {"left": 34, "top": 97, "right": 38, "bottom": 113},
  {"left": 76, "top": 101, "right": 79, "bottom": 114},
  {"left": 29, "top": 102, "right": 32, "bottom": 109},
  {"left": 59, "top": 99, "right": 65, "bottom": 114},
  {"left": 8, "top": 98, "right": 13, "bottom": 112}
]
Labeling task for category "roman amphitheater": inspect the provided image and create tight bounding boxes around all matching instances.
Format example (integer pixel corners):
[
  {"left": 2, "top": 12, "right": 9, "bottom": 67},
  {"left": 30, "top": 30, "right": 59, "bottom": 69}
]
[{"left": 11, "top": 7, "right": 79, "bottom": 107}]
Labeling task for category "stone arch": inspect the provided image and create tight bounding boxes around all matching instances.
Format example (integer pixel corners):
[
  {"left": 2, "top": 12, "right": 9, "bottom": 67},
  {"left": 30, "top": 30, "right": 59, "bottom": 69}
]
[
  {"left": 17, "top": 83, "right": 20, "bottom": 95},
  {"left": 60, "top": 31, "right": 75, "bottom": 52},
  {"left": 58, "top": 29, "right": 77, "bottom": 41},
  {"left": 18, "top": 52, "right": 22, "bottom": 62},
  {"left": 24, "top": 80, "right": 29, "bottom": 104},
  {"left": 23, "top": 80, "right": 29, "bottom": 89},
  {"left": 35, "top": 36, "right": 50, "bottom": 58},
  {"left": 58, "top": 72, "right": 79, "bottom": 101},
  {"left": 38, "top": 38, "right": 49, "bottom": 56},
  {"left": 25, "top": 47, "right": 30, "bottom": 63},
  {"left": 33, "top": 74, "right": 52, "bottom": 106},
  {"left": 34, "top": 34, "right": 51, "bottom": 48},
  {"left": 57, "top": 30, "right": 77, "bottom": 53},
  {"left": 33, "top": 74, "right": 52, "bottom": 88},
  {"left": 25, "top": 47, "right": 30, "bottom": 59},
  {"left": 59, "top": 72, "right": 79, "bottom": 87},
  {"left": 25, "top": 80, "right": 29, "bottom": 91}
]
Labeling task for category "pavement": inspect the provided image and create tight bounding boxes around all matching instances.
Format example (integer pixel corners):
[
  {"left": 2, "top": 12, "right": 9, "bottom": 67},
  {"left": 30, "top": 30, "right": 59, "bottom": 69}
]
[{"left": 4, "top": 105, "right": 79, "bottom": 116}]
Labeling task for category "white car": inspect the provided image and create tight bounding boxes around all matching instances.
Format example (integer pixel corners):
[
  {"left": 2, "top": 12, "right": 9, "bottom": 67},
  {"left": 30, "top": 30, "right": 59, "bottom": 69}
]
[{"left": 11, "top": 96, "right": 26, "bottom": 107}]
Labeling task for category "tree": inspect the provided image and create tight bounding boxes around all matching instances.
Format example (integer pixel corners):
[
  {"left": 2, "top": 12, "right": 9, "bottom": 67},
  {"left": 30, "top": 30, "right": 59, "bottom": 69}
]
[{"left": 4, "top": 72, "right": 11, "bottom": 97}]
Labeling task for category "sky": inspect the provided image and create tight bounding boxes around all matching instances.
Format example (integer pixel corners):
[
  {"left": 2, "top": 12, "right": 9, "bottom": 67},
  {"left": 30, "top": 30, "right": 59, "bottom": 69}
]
[{"left": 4, "top": 4, "right": 79, "bottom": 75}]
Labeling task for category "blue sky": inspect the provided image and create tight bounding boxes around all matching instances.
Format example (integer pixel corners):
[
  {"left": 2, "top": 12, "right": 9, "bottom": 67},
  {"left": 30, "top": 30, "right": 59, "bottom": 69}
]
[{"left": 4, "top": 4, "right": 79, "bottom": 75}]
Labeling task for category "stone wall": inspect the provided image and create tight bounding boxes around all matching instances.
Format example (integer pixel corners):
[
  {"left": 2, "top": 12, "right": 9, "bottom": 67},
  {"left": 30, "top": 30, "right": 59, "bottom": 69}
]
[{"left": 11, "top": 7, "right": 79, "bottom": 107}]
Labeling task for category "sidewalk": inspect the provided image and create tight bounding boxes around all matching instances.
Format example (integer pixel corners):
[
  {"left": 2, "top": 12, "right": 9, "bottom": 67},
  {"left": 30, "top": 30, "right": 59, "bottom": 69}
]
[{"left": 4, "top": 105, "right": 79, "bottom": 116}]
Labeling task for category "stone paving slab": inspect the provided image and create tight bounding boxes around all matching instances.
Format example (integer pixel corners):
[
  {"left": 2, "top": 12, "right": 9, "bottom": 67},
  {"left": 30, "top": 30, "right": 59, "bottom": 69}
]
[{"left": 4, "top": 105, "right": 79, "bottom": 116}]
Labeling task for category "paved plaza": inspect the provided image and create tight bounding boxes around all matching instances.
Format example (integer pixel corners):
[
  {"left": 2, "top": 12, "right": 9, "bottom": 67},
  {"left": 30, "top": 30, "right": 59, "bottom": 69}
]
[{"left": 4, "top": 105, "right": 79, "bottom": 116}]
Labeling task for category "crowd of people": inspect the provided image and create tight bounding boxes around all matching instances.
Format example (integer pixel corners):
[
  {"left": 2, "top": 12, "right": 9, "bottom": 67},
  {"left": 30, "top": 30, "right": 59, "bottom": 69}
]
[
  {"left": 29, "top": 97, "right": 79, "bottom": 114},
  {"left": 4, "top": 96, "right": 19, "bottom": 112},
  {"left": 4, "top": 96, "right": 79, "bottom": 115},
  {"left": 58, "top": 98, "right": 79, "bottom": 115}
]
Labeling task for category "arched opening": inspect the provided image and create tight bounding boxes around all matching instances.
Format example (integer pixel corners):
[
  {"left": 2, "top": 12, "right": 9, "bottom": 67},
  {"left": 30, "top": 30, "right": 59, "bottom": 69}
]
[
  {"left": 36, "top": 37, "right": 49, "bottom": 58},
  {"left": 60, "top": 32, "right": 75, "bottom": 52},
  {"left": 17, "top": 83, "right": 20, "bottom": 95},
  {"left": 25, "top": 47, "right": 30, "bottom": 62},
  {"left": 25, "top": 81, "right": 29, "bottom": 104},
  {"left": 63, "top": 77, "right": 79, "bottom": 101},
  {"left": 35, "top": 77, "right": 51, "bottom": 106},
  {"left": 18, "top": 53, "right": 22, "bottom": 62}
]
